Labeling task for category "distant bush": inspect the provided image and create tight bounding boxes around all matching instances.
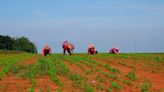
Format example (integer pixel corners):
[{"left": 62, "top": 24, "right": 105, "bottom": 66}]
[
  {"left": 0, "top": 35, "right": 37, "bottom": 53},
  {"left": 0, "top": 35, "right": 13, "bottom": 50}
]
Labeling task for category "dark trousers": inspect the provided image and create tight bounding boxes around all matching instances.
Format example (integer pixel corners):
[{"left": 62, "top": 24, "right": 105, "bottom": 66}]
[
  {"left": 63, "top": 49, "right": 71, "bottom": 55},
  {"left": 89, "top": 48, "right": 94, "bottom": 54},
  {"left": 44, "top": 50, "right": 50, "bottom": 56}
]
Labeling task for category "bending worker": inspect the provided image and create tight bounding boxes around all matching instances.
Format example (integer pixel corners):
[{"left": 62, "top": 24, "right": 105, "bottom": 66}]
[
  {"left": 88, "top": 44, "right": 98, "bottom": 55},
  {"left": 42, "top": 45, "right": 52, "bottom": 56},
  {"left": 62, "top": 41, "right": 75, "bottom": 55},
  {"left": 109, "top": 48, "right": 119, "bottom": 54}
]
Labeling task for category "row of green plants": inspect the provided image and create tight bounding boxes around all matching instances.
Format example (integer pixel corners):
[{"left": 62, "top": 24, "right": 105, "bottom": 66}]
[
  {"left": 34, "top": 54, "right": 156, "bottom": 91},
  {"left": 0, "top": 54, "right": 35, "bottom": 79},
  {"left": 52, "top": 55, "right": 96, "bottom": 92},
  {"left": 1, "top": 53, "right": 160, "bottom": 91}
]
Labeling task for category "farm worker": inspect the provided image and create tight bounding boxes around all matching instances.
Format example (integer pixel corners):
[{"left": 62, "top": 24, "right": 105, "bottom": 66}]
[
  {"left": 62, "top": 41, "right": 75, "bottom": 55},
  {"left": 109, "top": 48, "right": 119, "bottom": 54},
  {"left": 88, "top": 44, "right": 98, "bottom": 55},
  {"left": 42, "top": 45, "right": 52, "bottom": 56}
]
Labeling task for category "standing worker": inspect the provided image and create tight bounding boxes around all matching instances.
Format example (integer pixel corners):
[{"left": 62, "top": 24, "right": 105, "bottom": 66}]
[
  {"left": 62, "top": 41, "right": 75, "bottom": 55},
  {"left": 42, "top": 45, "right": 52, "bottom": 56},
  {"left": 88, "top": 44, "right": 98, "bottom": 55}
]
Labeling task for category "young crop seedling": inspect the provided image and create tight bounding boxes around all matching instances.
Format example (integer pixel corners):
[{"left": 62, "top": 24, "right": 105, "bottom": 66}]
[
  {"left": 107, "top": 74, "right": 121, "bottom": 81},
  {"left": 69, "top": 72, "right": 87, "bottom": 89},
  {"left": 153, "top": 57, "right": 161, "bottom": 62},
  {"left": 14, "top": 65, "right": 30, "bottom": 79},
  {"left": 111, "top": 82, "right": 122, "bottom": 90},
  {"left": 141, "top": 82, "right": 152, "bottom": 92},
  {"left": 97, "top": 84, "right": 104, "bottom": 91},
  {"left": 96, "top": 68, "right": 105, "bottom": 75},
  {"left": 106, "top": 88, "right": 112, "bottom": 92},
  {"left": 104, "top": 64, "right": 120, "bottom": 74},
  {"left": 84, "top": 84, "right": 96, "bottom": 92},
  {"left": 0, "top": 54, "right": 35, "bottom": 79},
  {"left": 96, "top": 76, "right": 107, "bottom": 84},
  {"left": 85, "top": 69, "right": 94, "bottom": 75},
  {"left": 118, "top": 61, "right": 126, "bottom": 66},
  {"left": 72, "top": 80, "right": 84, "bottom": 89},
  {"left": 36, "top": 58, "right": 49, "bottom": 77},
  {"left": 85, "top": 61, "right": 95, "bottom": 68},
  {"left": 54, "top": 61, "right": 70, "bottom": 76},
  {"left": 0, "top": 63, "right": 15, "bottom": 79},
  {"left": 28, "top": 62, "right": 40, "bottom": 92},
  {"left": 110, "top": 68, "right": 120, "bottom": 74},
  {"left": 104, "top": 64, "right": 112, "bottom": 71},
  {"left": 107, "top": 74, "right": 116, "bottom": 80},
  {"left": 69, "top": 73, "right": 81, "bottom": 81},
  {"left": 123, "top": 80, "right": 133, "bottom": 86},
  {"left": 76, "top": 62, "right": 84, "bottom": 70},
  {"left": 125, "top": 71, "right": 137, "bottom": 81}
]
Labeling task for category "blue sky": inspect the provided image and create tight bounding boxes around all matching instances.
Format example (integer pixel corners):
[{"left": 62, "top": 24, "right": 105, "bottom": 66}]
[{"left": 0, "top": 0, "right": 164, "bottom": 53}]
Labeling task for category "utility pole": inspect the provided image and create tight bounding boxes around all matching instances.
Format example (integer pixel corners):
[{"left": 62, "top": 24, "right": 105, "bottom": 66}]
[{"left": 135, "top": 40, "right": 137, "bottom": 53}]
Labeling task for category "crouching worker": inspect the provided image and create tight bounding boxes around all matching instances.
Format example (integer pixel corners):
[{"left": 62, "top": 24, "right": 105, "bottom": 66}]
[
  {"left": 42, "top": 45, "right": 52, "bottom": 56},
  {"left": 88, "top": 44, "right": 98, "bottom": 55},
  {"left": 109, "top": 48, "right": 119, "bottom": 54},
  {"left": 62, "top": 41, "right": 75, "bottom": 55}
]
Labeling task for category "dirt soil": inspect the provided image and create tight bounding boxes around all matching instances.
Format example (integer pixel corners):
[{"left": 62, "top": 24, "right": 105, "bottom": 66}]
[
  {"left": 101, "top": 58, "right": 164, "bottom": 92},
  {"left": 0, "top": 73, "right": 31, "bottom": 92},
  {"left": 35, "top": 76, "right": 59, "bottom": 92},
  {"left": 0, "top": 54, "right": 164, "bottom": 92},
  {"left": 16, "top": 56, "right": 38, "bottom": 66}
]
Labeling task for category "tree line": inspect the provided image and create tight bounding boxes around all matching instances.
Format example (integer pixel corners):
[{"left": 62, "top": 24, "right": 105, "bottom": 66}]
[{"left": 0, "top": 35, "right": 37, "bottom": 53}]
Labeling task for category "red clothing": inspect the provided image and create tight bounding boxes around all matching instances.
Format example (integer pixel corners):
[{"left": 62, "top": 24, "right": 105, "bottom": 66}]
[
  {"left": 62, "top": 41, "right": 75, "bottom": 55},
  {"left": 62, "top": 41, "right": 75, "bottom": 50},
  {"left": 42, "top": 45, "right": 52, "bottom": 56},
  {"left": 109, "top": 48, "right": 119, "bottom": 54},
  {"left": 88, "top": 44, "right": 96, "bottom": 54}
]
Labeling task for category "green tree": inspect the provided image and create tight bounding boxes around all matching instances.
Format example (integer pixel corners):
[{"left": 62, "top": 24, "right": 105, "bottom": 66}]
[
  {"left": 12, "top": 37, "right": 37, "bottom": 53},
  {"left": 0, "top": 35, "right": 13, "bottom": 50}
]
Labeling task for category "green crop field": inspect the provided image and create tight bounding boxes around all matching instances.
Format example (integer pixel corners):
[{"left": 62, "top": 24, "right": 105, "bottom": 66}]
[{"left": 0, "top": 53, "right": 164, "bottom": 92}]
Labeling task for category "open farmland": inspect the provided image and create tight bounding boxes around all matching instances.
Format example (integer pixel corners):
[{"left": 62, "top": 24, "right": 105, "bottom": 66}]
[{"left": 0, "top": 53, "right": 164, "bottom": 92}]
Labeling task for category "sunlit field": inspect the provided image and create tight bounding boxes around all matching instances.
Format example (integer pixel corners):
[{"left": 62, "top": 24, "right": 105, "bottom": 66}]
[{"left": 0, "top": 53, "right": 164, "bottom": 92}]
